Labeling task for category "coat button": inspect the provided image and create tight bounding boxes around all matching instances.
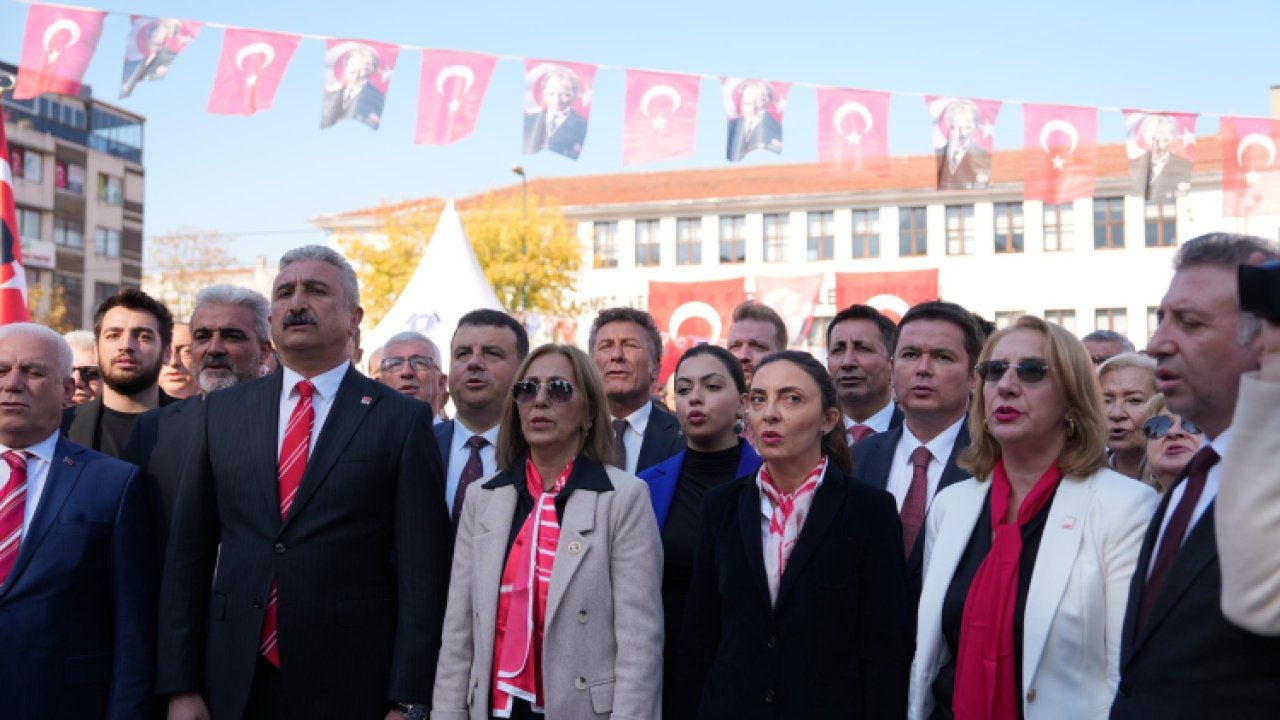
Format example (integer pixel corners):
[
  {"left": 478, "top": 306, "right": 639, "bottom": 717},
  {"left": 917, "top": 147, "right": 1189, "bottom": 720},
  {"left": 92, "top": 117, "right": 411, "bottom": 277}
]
[
  {"left": 252, "top": 599, "right": 263, "bottom": 609},
  {"left": 764, "top": 689, "right": 775, "bottom": 703},
  {"left": 1027, "top": 689, "right": 1037, "bottom": 702},
  {"left": 766, "top": 635, "right": 776, "bottom": 648},
  {"left": 578, "top": 610, "right": 588, "bottom": 624},
  {"left": 274, "top": 543, "right": 285, "bottom": 554},
  {"left": 575, "top": 677, "right": 587, "bottom": 690}
]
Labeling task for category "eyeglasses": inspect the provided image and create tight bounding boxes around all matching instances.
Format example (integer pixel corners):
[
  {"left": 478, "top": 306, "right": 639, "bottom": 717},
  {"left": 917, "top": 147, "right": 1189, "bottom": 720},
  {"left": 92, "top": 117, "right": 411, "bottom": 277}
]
[
  {"left": 513, "top": 378, "right": 575, "bottom": 405},
  {"left": 380, "top": 355, "right": 437, "bottom": 373},
  {"left": 72, "top": 365, "right": 101, "bottom": 382},
  {"left": 1142, "top": 415, "right": 1202, "bottom": 440},
  {"left": 975, "top": 358, "right": 1051, "bottom": 384}
]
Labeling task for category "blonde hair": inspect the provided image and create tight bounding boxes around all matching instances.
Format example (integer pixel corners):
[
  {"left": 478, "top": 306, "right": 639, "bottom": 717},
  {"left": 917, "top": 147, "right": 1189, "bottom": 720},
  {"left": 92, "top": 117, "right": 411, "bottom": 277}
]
[
  {"left": 1097, "top": 352, "right": 1157, "bottom": 390},
  {"left": 960, "top": 315, "right": 1109, "bottom": 480}
]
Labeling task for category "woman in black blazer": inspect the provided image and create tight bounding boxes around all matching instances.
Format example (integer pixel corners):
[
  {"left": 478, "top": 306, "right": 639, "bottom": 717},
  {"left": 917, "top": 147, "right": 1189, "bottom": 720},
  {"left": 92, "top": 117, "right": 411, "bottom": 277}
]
[{"left": 675, "top": 351, "right": 910, "bottom": 720}]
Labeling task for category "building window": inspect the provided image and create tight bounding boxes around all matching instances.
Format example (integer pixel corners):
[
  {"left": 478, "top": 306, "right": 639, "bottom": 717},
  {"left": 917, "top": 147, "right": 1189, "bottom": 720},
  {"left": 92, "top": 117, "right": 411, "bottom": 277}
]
[
  {"left": 851, "top": 209, "right": 880, "bottom": 258},
  {"left": 634, "top": 219, "right": 660, "bottom": 267},
  {"left": 97, "top": 174, "right": 123, "bottom": 205},
  {"left": 16, "top": 148, "right": 43, "bottom": 184},
  {"left": 900, "top": 206, "right": 928, "bottom": 257},
  {"left": 54, "top": 216, "right": 83, "bottom": 248},
  {"left": 676, "top": 218, "right": 701, "bottom": 266},
  {"left": 16, "top": 208, "right": 43, "bottom": 240},
  {"left": 96, "top": 228, "right": 122, "bottom": 258},
  {"left": 945, "top": 205, "right": 975, "bottom": 256},
  {"left": 1145, "top": 200, "right": 1176, "bottom": 248},
  {"left": 1044, "top": 309, "right": 1077, "bottom": 333},
  {"left": 1095, "top": 308, "right": 1128, "bottom": 335},
  {"left": 1094, "top": 197, "right": 1125, "bottom": 249},
  {"left": 94, "top": 282, "right": 120, "bottom": 308},
  {"left": 7, "top": 147, "right": 21, "bottom": 178},
  {"left": 54, "top": 160, "right": 85, "bottom": 194},
  {"left": 720, "top": 215, "right": 746, "bottom": 264},
  {"left": 807, "top": 211, "right": 834, "bottom": 261},
  {"left": 993, "top": 202, "right": 1024, "bottom": 253},
  {"left": 994, "top": 311, "right": 1024, "bottom": 329},
  {"left": 1043, "top": 202, "right": 1074, "bottom": 251},
  {"left": 1147, "top": 306, "right": 1158, "bottom": 343},
  {"left": 592, "top": 222, "right": 617, "bottom": 269},
  {"left": 763, "top": 214, "right": 788, "bottom": 263},
  {"left": 55, "top": 274, "right": 83, "bottom": 323}
]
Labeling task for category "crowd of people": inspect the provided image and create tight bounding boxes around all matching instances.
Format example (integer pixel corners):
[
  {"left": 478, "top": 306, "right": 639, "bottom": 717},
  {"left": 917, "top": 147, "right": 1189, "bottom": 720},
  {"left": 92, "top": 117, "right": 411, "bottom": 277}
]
[{"left": 1, "top": 233, "right": 1278, "bottom": 720}]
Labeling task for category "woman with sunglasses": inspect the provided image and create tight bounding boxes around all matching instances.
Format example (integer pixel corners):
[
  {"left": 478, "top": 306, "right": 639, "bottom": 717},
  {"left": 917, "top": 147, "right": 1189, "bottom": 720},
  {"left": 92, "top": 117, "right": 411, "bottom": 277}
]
[
  {"left": 433, "top": 344, "right": 663, "bottom": 720},
  {"left": 1097, "top": 353, "right": 1158, "bottom": 480},
  {"left": 1139, "top": 394, "right": 1203, "bottom": 493},
  {"left": 677, "top": 351, "right": 909, "bottom": 719},
  {"left": 910, "top": 316, "right": 1158, "bottom": 720}
]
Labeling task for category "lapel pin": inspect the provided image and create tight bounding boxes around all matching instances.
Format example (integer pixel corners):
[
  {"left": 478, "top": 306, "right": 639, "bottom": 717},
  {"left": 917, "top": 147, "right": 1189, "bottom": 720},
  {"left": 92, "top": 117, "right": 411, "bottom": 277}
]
[
  {"left": 360, "top": 396, "right": 372, "bottom": 405},
  {"left": 63, "top": 456, "right": 74, "bottom": 466},
  {"left": 1062, "top": 516, "right": 1076, "bottom": 529},
  {"left": 568, "top": 541, "right": 582, "bottom": 554}
]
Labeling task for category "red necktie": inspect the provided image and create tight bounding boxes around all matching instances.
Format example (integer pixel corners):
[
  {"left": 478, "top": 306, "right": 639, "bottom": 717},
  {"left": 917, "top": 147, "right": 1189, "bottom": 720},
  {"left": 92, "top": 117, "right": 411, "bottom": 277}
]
[
  {"left": 260, "top": 379, "right": 315, "bottom": 667},
  {"left": 451, "top": 435, "right": 489, "bottom": 526},
  {"left": 848, "top": 424, "right": 874, "bottom": 445},
  {"left": 900, "top": 446, "right": 930, "bottom": 558},
  {"left": 1137, "top": 446, "right": 1219, "bottom": 630},
  {"left": 0, "top": 450, "right": 29, "bottom": 585}
]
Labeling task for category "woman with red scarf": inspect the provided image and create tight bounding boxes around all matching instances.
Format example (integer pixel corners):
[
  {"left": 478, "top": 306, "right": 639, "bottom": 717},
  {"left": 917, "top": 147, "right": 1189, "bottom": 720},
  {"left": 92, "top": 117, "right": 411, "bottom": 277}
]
[
  {"left": 432, "top": 344, "right": 663, "bottom": 720},
  {"left": 909, "top": 316, "right": 1157, "bottom": 720}
]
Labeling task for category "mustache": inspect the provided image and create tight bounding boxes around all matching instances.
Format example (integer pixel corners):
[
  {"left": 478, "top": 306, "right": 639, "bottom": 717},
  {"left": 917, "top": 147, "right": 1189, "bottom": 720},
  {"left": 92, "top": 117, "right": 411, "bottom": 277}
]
[
  {"left": 282, "top": 310, "right": 318, "bottom": 329},
  {"left": 200, "top": 355, "right": 233, "bottom": 371}
]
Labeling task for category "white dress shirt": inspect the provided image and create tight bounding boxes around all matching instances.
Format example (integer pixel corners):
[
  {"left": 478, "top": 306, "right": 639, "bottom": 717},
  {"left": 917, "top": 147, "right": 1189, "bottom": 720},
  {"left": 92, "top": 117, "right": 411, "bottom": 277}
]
[
  {"left": 277, "top": 361, "right": 350, "bottom": 459},
  {"left": 611, "top": 402, "right": 652, "bottom": 476},
  {"left": 1148, "top": 426, "right": 1231, "bottom": 576},
  {"left": 444, "top": 421, "right": 499, "bottom": 515},
  {"left": 843, "top": 400, "right": 897, "bottom": 438},
  {"left": 884, "top": 416, "right": 965, "bottom": 513},
  {"left": 2, "top": 430, "right": 59, "bottom": 535}
]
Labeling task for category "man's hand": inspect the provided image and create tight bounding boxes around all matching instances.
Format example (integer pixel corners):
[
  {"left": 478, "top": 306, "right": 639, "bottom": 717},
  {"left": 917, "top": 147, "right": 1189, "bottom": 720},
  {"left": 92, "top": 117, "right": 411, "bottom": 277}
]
[
  {"left": 168, "top": 693, "right": 211, "bottom": 720},
  {"left": 1248, "top": 251, "right": 1280, "bottom": 383}
]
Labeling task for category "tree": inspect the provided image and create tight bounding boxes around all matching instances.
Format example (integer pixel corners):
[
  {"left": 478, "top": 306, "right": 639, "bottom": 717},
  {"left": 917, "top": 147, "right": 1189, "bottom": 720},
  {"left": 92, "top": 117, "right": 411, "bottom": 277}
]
[
  {"left": 27, "top": 281, "right": 70, "bottom": 333},
  {"left": 144, "top": 229, "right": 237, "bottom": 319}
]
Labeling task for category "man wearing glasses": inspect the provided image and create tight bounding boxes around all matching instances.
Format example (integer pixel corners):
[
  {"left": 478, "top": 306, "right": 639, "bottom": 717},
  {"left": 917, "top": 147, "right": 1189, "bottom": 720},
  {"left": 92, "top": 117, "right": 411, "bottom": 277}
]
[
  {"left": 376, "top": 331, "right": 447, "bottom": 420},
  {"left": 62, "top": 330, "right": 103, "bottom": 405}
]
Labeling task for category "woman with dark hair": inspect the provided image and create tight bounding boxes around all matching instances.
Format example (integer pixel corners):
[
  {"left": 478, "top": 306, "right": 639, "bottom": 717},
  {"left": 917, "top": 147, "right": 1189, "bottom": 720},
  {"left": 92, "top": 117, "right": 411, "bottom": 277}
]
[
  {"left": 676, "top": 350, "right": 909, "bottom": 719},
  {"left": 432, "top": 344, "right": 663, "bottom": 720}
]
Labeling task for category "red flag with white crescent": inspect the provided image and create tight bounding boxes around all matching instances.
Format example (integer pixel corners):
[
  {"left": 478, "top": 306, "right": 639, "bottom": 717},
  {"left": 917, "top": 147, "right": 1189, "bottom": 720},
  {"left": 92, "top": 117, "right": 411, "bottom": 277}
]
[
  {"left": 320, "top": 39, "right": 399, "bottom": 130},
  {"left": 835, "top": 270, "right": 939, "bottom": 323},
  {"left": 1023, "top": 103, "right": 1097, "bottom": 204},
  {"left": 207, "top": 29, "right": 300, "bottom": 116},
  {"left": 414, "top": 50, "right": 496, "bottom": 146},
  {"left": 1123, "top": 110, "right": 1197, "bottom": 201},
  {"left": 926, "top": 96, "right": 1001, "bottom": 190},
  {"left": 0, "top": 122, "right": 32, "bottom": 325},
  {"left": 14, "top": 4, "right": 106, "bottom": 100},
  {"left": 119, "top": 16, "right": 202, "bottom": 99},
  {"left": 648, "top": 278, "right": 746, "bottom": 383},
  {"left": 623, "top": 70, "right": 700, "bottom": 166},
  {"left": 1221, "top": 116, "right": 1280, "bottom": 218},
  {"left": 722, "top": 78, "right": 790, "bottom": 162},
  {"left": 522, "top": 59, "right": 597, "bottom": 160},
  {"left": 816, "top": 88, "right": 890, "bottom": 175},
  {"left": 754, "top": 275, "right": 824, "bottom": 346}
]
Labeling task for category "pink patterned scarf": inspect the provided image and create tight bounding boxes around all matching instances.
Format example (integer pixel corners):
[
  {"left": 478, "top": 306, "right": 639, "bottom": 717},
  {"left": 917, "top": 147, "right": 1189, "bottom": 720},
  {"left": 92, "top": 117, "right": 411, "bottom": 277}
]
[{"left": 756, "top": 456, "right": 827, "bottom": 605}]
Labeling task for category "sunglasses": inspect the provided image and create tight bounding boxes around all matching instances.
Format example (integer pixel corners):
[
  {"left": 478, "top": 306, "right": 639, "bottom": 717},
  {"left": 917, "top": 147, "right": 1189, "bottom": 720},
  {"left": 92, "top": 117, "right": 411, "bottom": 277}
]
[
  {"left": 1142, "top": 415, "right": 1202, "bottom": 440},
  {"left": 72, "top": 365, "right": 102, "bottom": 382},
  {"left": 975, "top": 358, "right": 1051, "bottom": 384},
  {"left": 513, "top": 378, "right": 575, "bottom": 405}
]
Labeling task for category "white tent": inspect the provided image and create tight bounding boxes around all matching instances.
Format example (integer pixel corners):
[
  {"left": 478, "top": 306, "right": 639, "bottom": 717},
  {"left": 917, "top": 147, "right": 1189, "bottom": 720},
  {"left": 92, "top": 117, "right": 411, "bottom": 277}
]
[{"left": 364, "top": 198, "right": 502, "bottom": 373}]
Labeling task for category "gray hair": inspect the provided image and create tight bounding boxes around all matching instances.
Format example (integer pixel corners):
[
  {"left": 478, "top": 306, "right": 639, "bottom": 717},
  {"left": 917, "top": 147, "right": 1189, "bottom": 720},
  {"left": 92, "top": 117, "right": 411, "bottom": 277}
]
[
  {"left": 1175, "top": 233, "right": 1280, "bottom": 345},
  {"left": 279, "top": 245, "right": 361, "bottom": 311},
  {"left": 1098, "top": 351, "right": 1157, "bottom": 381},
  {"left": 193, "top": 284, "right": 271, "bottom": 344},
  {"left": 383, "top": 331, "right": 440, "bottom": 361},
  {"left": 2, "top": 323, "right": 73, "bottom": 378},
  {"left": 1080, "top": 329, "right": 1135, "bottom": 353},
  {"left": 62, "top": 330, "right": 95, "bottom": 354}
]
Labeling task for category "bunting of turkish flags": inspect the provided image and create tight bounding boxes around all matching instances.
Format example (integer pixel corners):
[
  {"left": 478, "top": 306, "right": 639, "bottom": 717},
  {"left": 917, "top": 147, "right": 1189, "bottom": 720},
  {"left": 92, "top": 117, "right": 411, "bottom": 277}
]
[
  {"left": 623, "top": 70, "right": 700, "bottom": 166},
  {"left": 834, "top": 270, "right": 939, "bottom": 323},
  {"left": 1221, "top": 116, "right": 1280, "bottom": 218},
  {"left": 648, "top": 278, "right": 746, "bottom": 382},
  {"left": 754, "top": 274, "right": 823, "bottom": 346},
  {"left": 415, "top": 50, "right": 497, "bottom": 146},
  {"left": 14, "top": 5, "right": 106, "bottom": 100},
  {"left": 816, "top": 88, "right": 891, "bottom": 175},
  {"left": 207, "top": 29, "right": 300, "bottom": 116},
  {"left": 0, "top": 122, "right": 32, "bottom": 325},
  {"left": 1023, "top": 103, "right": 1097, "bottom": 204}
]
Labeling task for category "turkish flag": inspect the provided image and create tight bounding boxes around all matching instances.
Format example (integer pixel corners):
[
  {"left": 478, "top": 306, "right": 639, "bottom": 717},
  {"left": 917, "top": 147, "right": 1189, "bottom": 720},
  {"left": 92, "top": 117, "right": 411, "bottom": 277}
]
[
  {"left": 623, "top": 70, "right": 700, "bottom": 166},
  {"left": 926, "top": 96, "right": 1001, "bottom": 190},
  {"left": 648, "top": 278, "right": 746, "bottom": 382},
  {"left": 1221, "top": 116, "right": 1280, "bottom": 218},
  {"left": 1123, "top": 110, "right": 1198, "bottom": 201},
  {"left": 722, "top": 78, "right": 790, "bottom": 162},
  {"left": 754, "top": 274, "right": 823, "bottom": 346},
  {"left": 14, "top": 4, "right": 106, "bottom": 100},
  {"left": 207, "top": 29, "right": 300, "bottom": 116},
  {"left": 0, "top": 122, "right": 31, "bottom": 325},
  {"left": 816, "top": 88, "right": 890, "bottom": 175},
  {"left": 1023, "top": 103, "right": 1097, "bottom": 204},
  {"left": 119, "top": 16, "right": 202, "bottom": 99},
  {"left": 415, "top": 50, "right": 496, "bottom": 145},
  {"left": 522, "top": 59, "right": 598, "bottom": 160},
  {"left": 834, "top": 270, "right": 939, "bottom": 323},
  {"left": 320, "top": 39, "right": 399, "bottom": 130}
]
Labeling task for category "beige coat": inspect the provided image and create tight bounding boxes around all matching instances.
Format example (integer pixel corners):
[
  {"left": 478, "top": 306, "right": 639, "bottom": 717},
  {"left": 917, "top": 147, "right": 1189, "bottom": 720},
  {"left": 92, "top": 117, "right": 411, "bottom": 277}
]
[{"left": 431, "top": 459, "right": 663, "bottom": 720}]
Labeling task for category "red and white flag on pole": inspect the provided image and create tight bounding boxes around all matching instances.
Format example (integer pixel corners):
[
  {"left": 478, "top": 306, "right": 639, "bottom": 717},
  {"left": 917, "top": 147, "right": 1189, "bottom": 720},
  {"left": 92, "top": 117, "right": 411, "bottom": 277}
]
[
  {"left": 0, "top": 123, "right": 31, "bottom": 325},
  {"left": 414, "top": 50, "right": 496, "bottom": 146},
  {"left": 320, "top": 39, "right": 399, "bottom": 130},
  {"left": 722, "top": 78, "right": 790, "bottom": 162},
  {"left": 816, "top": 88, "right": 890, "bottom": 175},
  {"left": 754, "top": 274, "right": 824, "bottom": 346},
  {"left": 14, "top": 4, "right": 106, "bottom": 100},
  {"left": 1221, "top": 116, "right": 1280, "bottom": 218},
  {"left": 1124, "top": 110, "right": 1197, "bottom": 201},
  {"left": 926, "top": 96, "right": 1001, "bottom": 190},
  {"left": 1023, "top": 103, "right": 1097, "bottom": 204},
  {"left": 207, "top": 29, "right": 300, "bottom": 116},
  {"left": 119, "top": 16, "right": 202, "bottom": 99},
  {"left": 622, "top": 70, "right": 699, "bottom": 166},
  {"left": 522, "top": 59, "right": 598, "bottom": 160}
]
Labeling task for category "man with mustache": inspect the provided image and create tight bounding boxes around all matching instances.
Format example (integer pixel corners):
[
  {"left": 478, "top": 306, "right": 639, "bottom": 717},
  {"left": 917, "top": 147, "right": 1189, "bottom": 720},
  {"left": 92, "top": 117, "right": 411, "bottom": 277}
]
[
  {"left": 62, "top": 288, "right": 176, "bottom": 459},
  {"left": 826, "top": 304, "right": 903, "bottom": 445}
]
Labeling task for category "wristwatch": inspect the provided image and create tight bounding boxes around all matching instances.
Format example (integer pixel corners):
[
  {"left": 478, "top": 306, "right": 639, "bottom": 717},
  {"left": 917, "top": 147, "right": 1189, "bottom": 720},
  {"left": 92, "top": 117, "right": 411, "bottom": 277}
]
[{"left": 393, "top": 702, "right": 428, "bottom": 719}]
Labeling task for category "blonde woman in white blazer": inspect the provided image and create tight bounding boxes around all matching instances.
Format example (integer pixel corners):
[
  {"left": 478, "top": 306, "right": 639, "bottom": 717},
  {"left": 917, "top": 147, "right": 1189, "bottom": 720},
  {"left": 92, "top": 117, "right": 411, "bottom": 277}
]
[{"left": 909, "top": 317, "right": 1157, "bottom": 720}]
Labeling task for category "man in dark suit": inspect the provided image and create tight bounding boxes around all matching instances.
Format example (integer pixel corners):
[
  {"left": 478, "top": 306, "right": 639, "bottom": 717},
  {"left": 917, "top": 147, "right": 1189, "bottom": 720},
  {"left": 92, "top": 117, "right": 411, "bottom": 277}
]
[
  {"left": 937, "top": 99, "right": 992, "bottom": 190},
  {"left": 1128, "top": 114, "right": 1194, "bottom": 201},
  {"left": 62, "top": 287, "right": 176, "bottom": 459},
  {"left": 590, "top": 307, "right": 683, "bottom": 475},
  {"left": 852, "top": 301, "right": 981, "bottom": 612},
  {"left": 320, "top": 44, "right": 387, "bottom": 130},
  {"left": 1111, "top": 233, "right": 1280, "bottom": 719},
  {"left": 827, "top": 304, "right": 903, "bottom": 444},
  {"left": 0, "top": 323, "right": 155, "bottom": 718},
  {"left": 726, "top": 79, "right": 783, "bottom": 161},
  {"left": 159, "top": 246, "right": 452, "bottom": 720},
  {"left": 522, "top": 67, "right": 589, "bottom": 160}
]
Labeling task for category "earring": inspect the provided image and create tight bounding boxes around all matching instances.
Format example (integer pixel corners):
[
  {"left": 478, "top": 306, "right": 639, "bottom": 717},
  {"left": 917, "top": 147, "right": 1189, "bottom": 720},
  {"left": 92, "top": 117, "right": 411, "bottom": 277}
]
[
  {"left": 734, "top": 418, "right": 745, "bottom": 435},
  {"left": 583, "top": 421, "right": 593, "bottom": 432},
  {"left": 1065, "top": 416, "right": 1077, "bottom": 438}
]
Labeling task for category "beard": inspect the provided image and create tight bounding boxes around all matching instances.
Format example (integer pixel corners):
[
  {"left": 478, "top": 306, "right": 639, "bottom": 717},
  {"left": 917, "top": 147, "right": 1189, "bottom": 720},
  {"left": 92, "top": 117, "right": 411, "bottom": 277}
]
[
  {"left": 198, "top": 370, "right": 240, "bottom": 394},
  {"left": 102, "top": 358, "right": 163, "bottom": 397}
]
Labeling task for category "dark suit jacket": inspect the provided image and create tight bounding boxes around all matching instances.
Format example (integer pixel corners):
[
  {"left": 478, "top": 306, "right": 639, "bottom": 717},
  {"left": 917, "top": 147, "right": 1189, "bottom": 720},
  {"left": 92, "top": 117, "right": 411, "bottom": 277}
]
[
  {"left": 726, "top": 114, "right": 783, "bottom": 161},
  {"left": 637, "top": 442, "right": 762, "bottom": 528},
  {"left": 675, "top": 464, "right": 909, "bottom": 720},
  {"left": 157, "top": 368, "right": 452, "bottom": 719},
  {"left": 122, "top": 395, "right": 202, "bottom": 565},
  {"left": 321, "top": 82, "right": 387, "bottom": 129},
  {"left": 1128, "top": 152, "right": 1194, "bottom": 201},
  {"left": 1111, "top": 475, "right": 1280, "bottom": 719},
  {"left": 937, "top": 144, "right": 992, "bottom": 189},
  {"left": 637, "top": 401, "right": 684, "bottom": 475},
  {"left": 61, "top": 390, "right": 178, "bottom": 457},
  {"left": 0, "top": 436, "right": 155, "bottom": 719},
  {"left": 433, "top": 418, "right": 454, "bottom": 469},
  {"left": 523, "top": 108, "right": 589, "bottom": 159}
]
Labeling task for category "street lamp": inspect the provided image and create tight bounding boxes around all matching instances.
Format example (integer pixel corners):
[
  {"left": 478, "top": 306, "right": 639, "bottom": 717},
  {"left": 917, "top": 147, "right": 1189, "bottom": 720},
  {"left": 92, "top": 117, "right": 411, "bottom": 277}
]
[{"left": 511, "top": 165, "right": 529, "bottom": 310}]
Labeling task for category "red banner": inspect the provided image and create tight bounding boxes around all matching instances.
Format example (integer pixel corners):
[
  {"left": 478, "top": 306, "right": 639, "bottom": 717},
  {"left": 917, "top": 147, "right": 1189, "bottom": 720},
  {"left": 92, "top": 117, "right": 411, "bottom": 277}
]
[
  {"left": 1023, "top": 103, "right": 1097, "bottom": 204},
  {"left": 816, "top": 88, "right": 891, "bottom": 175},
  {"left": 623, "top": 70, "right": 700, "bottom": 166},
  {"left": 320, "top": 39, "right": 399, "bottom": 130},
  {"left": 1221, "top": 116, "right": 1280, "bottom": 218},
  {"left": 14, "top": 4, "right": 106, "bottom": 100},
  {"left": 1124, "top": 110, "right": 1198, "bottom": 201},
  {"left": 754, "top": 274, "right": 823, "bottom": 346},
  {"left": 119, "top": 16, "right": 201, "bottom": 99},
  {"left": 722, "top": 78, "right": 791, "bottom": 162},
  {"left": 0, "top": 122, "right": 32, "bottom": 325},
  {"left": 207, "top": 29, "right": 299, "bottom": 116},
  {"left": 926, "top": 96, "right": 1001, "bottom": 190},
  {"left": 414, "top": 50, "right": 496, "bottom": 146},
  {"left": 648, "top": 278, "right": 746, "bottom": 382},
  {"left": 522, "top": 59, "right": 597, "bottom": 160},
  {"left": 834, "top": 270, "right": 939, "bottom": 323}
]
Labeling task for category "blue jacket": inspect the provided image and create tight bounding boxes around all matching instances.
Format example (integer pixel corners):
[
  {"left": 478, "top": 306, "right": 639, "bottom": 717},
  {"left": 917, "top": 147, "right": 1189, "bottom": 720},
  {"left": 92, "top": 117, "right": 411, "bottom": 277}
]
[{"left": 638, "top": 442, "right": 762, "bottom": 529}]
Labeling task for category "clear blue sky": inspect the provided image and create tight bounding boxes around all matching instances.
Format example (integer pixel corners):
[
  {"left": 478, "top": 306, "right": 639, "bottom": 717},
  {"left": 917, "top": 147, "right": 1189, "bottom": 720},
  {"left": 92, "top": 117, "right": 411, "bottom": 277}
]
[{"left": 3, "top": 0, "right": 1276, "bottom": 264}]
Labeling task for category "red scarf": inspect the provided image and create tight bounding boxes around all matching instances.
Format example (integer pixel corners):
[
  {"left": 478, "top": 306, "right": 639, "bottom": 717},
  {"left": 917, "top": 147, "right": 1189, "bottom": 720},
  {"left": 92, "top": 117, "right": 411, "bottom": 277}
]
[
  {"left": 756, "top": 456, "right": 827, "bottom": 605},
  {"left": 492, "top": 458, "right": 573, "bottom": 717},
  {"left": 953, "top": 459, "right": 1063, "bottom": 720}
]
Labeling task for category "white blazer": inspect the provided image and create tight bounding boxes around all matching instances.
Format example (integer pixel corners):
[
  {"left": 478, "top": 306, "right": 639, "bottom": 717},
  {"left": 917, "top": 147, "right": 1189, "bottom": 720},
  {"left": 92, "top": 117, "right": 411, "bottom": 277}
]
[{"left": 909, "top": 467, "right": 1157, "bottom": 720}]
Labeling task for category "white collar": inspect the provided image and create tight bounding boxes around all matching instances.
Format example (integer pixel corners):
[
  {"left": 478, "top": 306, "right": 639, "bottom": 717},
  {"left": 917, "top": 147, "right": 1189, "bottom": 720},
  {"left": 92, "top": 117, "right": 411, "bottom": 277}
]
[
  {"left": 281, "top": 361, "right": 349, "bottom": 401},
  {"left": 613, "top": 400, "right": 653, "bottom": 437},
  {"left": 900, "top": 415, "right": 966, "bottom": 466},
  {"left": 1, "top": 429, "right": 59, "bottom": 461}
]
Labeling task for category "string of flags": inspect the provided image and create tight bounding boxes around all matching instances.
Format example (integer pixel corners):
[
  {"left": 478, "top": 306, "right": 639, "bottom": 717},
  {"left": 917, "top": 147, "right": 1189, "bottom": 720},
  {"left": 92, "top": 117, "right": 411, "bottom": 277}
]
[{"left": 8, "top": 2, "right": 1280, "bottom": 217}]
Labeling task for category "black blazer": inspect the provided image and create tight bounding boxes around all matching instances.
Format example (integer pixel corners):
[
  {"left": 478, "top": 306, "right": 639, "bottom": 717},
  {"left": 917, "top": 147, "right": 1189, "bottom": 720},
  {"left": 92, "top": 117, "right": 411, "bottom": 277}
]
[
  {"left": 61, "top": 390, "right": 178, "bottom": 456},
  {"left": 157, "top": 368, "right": 453, "bottom": 719},
  {"left": 676, "top": 464, "right": 909, "bottom": 720},
  {"left": 122, "top": 395, "right": 202, "bottom": 563},
  {"left": 433, "top": 418, "right": 454, "bottom": 469},
  {"left": 637, "top": 401, "right": 683, "bottom": 475},
  {"left": 1111, "top": 474, "right": 1280, "bottom": 719}
]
